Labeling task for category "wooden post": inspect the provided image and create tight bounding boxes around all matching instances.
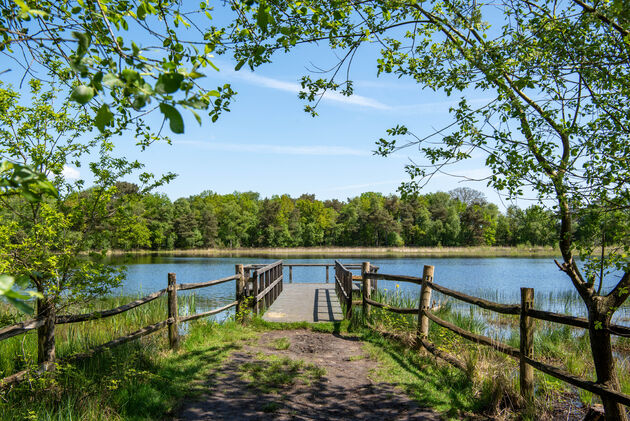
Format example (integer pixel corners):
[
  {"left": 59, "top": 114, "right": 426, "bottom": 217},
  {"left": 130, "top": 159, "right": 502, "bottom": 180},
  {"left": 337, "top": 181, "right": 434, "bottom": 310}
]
[
  {"left": 37, "top": 297, "right": 56, "bottom": 367},
  {"left": 289, "top": 265, "right": 293, "bottom": 283},
  {"left": 235, "top": 264, "right": 245, "bottom": 318},
  {"left": 167, "top": 273, "right": 180, "bottom": 350},
  {"left": 362, "top": 262, "right": 371, "bottom": 319},
  {"left": 253, "top": 271, "right": 260, "bottom": 314},
  {"left": 326, "top": 266, "right": 329, "bottom": 283},
  {"left": 520, "top": 287, "right": 534, "bottom": 403},
  {"left": 345, "top": 271, "right": 353, "bottom": 319},
  {"left": 417, "top": 265, "right": 434, "bottom": 349}
]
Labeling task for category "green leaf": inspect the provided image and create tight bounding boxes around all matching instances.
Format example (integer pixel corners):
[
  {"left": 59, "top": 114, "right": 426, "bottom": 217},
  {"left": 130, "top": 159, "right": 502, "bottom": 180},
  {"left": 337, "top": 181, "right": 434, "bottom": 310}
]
[
  {"left": 137, "top": 3, "right": 147, "bottom": 20},
  {"left": 155, "top": 72, "right": 184, "bottom": 94},
  {"left": 159, "top": 103, "right": 184, "bottom": 133},
  {"left": 70, "top": 85, "right": 95, "bottom": 104},
  {"left": 95, "top": 104, "right": 114, "bottom": 132},
  {"left": 72, "top": 31, "right": 91, "bottom": 58},
  {"left": 0, "top": 274, "right": 15, "bottom": 294},
  {"left": 5, "top": 295, "right": 34, "bottom": 315},
  {"left": 235, "top": 59, "right": 247, "bottom": 71},
  {"left": 103, "top": 73, "right": 124, "bottom": 88}
]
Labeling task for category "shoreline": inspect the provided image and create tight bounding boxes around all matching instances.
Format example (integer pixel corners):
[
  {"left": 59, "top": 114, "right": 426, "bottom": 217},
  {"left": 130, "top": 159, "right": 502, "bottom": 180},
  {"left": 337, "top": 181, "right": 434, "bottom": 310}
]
[{"left": 106, "top": 246, "right": 560, "bottom": 258}]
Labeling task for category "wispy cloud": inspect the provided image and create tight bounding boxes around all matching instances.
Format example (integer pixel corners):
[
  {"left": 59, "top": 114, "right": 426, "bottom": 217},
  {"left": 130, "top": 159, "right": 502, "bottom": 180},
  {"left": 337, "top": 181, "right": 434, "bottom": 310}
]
[
  {"left": 225, "top": 68, "right": 392, "bottom": 110},
  {"left": 62, "top": 165, "right": 80, "bottom": 180},
  {"left": 178, "top": 140, "right": 370, "bottom": 157},
  {"left": 326, "top": 179, "right": 403, "bottom": 192}
]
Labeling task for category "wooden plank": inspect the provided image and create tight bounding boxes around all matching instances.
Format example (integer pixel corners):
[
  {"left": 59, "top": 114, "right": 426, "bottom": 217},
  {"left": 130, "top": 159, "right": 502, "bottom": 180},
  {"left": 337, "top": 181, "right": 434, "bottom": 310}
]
[
  {"left": 364, "top": 297, "right": 417, "bottom": 314},
  {"left": 424, "top": 310, "right": 520, "bottom": 358},
  {"left": 430, "top": 282, "right": 521, "bottom": 315},
  {"left": 56, "top": 289, "right": 167, "bottom": 324},
  {"left": 65, "top": 318, "right": 172, "bottom": 362},
  {"left": 528, "top": 309, "right": 630, "bottom": 337},
  {"left": 256, "top": 275, "right": 283, "bottom": 302},
  {"left": 365, "top": 272, "right": 423, "bottom": 284},
  {"left": 254, "top": 260, "right": 283, "bottom": 274},
  {"left": 523, "top": 356, "right": 630, "bottom": 407},
  {"left": 0, "top": 318, "right": 46, "bottom": 342},
  {"left": 335, "top": 275, "right": 349, "bottom": 300},
  {"left": 179, "top": 301, "right": 238, "bottom": 323},
  {"left": 177, "top": 275, "right": 239, "bottom": 291}
]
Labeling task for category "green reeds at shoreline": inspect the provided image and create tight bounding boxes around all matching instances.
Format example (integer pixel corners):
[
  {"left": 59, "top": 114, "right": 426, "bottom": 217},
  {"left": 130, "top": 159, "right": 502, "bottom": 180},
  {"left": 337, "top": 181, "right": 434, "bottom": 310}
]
[
  {"left": 105, "top": 245, "right": 560, "bottom": 258},
  {"left": 356, "top": 287, "right": 630, "bottom": 417}
]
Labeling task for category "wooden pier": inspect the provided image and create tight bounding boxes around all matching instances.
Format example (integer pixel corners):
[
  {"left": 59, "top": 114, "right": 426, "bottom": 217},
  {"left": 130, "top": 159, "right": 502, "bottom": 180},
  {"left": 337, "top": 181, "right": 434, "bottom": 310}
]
[{"left": 262, "top": 284, "right": 343, "bottom": 323}]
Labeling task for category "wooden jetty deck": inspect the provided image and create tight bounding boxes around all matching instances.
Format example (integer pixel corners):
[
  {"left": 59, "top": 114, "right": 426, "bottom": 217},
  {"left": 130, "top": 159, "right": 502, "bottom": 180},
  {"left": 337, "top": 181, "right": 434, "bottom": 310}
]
[{"left": 262, "top": 284, "right": 344, "bottom": 323}]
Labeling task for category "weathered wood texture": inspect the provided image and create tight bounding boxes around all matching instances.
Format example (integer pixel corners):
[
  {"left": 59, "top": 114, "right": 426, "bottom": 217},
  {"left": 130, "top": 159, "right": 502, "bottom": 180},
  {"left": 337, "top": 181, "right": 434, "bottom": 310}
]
[
  {"left": 177, "top": 274, "right": 240, "bottom": 291},
  {"left": 167, "top": 273, "right": 180, "bottom": 350},
  {"left": 520, "top": 288, "right": 534, "bottom": 402}
]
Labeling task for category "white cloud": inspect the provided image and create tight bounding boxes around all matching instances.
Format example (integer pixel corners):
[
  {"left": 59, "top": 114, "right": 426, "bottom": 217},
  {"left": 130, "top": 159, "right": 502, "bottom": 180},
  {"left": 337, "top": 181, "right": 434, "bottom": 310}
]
[
  {"left": 226, "top": 69, "right": 392, "bottom": 110},
  {"left": 62, "top": 165, "right": 80, "bottom": 180},
  {"left": 178, "top": 140, "right": 370, "bottom": 157}
]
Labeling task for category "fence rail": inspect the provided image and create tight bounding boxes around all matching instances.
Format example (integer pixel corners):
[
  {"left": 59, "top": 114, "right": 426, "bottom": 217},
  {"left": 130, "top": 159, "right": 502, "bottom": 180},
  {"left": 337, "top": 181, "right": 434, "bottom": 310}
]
[
  {"left": 0, "top": 267, "right": 250, "bottom": 389},
  {"left": 359, "top": 262, "right": 630, "bottom": 410}
]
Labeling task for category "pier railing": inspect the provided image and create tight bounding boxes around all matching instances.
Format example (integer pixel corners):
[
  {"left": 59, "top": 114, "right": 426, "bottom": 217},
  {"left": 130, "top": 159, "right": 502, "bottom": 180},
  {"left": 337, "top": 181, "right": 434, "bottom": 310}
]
[{"left": 357, "top": 263, "right": 630, "bottom": 409}]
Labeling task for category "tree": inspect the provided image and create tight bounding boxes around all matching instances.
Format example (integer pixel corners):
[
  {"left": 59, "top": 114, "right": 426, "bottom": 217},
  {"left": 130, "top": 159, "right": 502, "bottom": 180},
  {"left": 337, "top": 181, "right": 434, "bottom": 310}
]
[
  {"left": 0, "top": 1, "right": 235, "bottom": 138},
  {"left": 0, "top": 77, "right": 167, "bottom": 364},
  {"left": 224, "top": 1, "right": 630, "bottom": 417}
]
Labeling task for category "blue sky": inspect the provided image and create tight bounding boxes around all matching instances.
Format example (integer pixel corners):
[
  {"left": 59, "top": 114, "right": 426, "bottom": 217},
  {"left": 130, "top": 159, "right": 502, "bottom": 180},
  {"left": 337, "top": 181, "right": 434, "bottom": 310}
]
[
  {"left": 3, "top": 3, "right": 518, "bottom": 209},
  {"left": 115, "top": 44, "right": 506, "bottom": 206}
]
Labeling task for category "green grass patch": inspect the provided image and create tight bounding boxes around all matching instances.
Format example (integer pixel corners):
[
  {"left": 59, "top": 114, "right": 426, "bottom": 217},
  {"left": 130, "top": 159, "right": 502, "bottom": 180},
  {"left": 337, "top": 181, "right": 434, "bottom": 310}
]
[
  {"left": 240, "top": 353, "right": 326, "bottom": 394},
  {"left": 0, "top": 320, "right": 258, "bottom": 421},
  {"left": 271, "top": 337, "right": 291, "bottom": 350}
]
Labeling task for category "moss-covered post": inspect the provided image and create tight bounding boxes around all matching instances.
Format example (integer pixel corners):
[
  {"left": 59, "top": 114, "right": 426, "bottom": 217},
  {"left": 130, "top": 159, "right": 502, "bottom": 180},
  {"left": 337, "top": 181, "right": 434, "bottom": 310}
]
[
  {"left": 167, "top": 273, "right": 180, "bottom": 350},
  {"left": 417, "top": 265, "right": 434, "bottom": 350},
  {"left": 362, "top": 261, "right": 371, "bottom": 319},
  {"left": 520, "top": 287, "right": 534, "bottom": 403}
]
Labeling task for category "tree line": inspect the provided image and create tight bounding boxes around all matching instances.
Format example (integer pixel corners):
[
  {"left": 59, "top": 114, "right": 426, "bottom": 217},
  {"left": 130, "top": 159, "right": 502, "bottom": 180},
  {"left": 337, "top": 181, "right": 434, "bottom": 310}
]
[{"left": 93, "top": 185, "right": 569, "bottom": 251}]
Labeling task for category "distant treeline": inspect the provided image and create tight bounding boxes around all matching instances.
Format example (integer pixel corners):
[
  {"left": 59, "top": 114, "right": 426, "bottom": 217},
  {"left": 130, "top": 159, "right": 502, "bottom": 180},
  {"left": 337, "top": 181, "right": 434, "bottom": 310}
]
[{"left": 87, "top": 184, "right": 577, "bottom": 251}]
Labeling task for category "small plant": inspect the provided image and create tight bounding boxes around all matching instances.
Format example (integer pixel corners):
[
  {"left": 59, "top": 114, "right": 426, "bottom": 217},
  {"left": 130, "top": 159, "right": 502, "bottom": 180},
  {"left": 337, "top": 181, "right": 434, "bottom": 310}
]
[{"left": 271, "top": 337, "right": 290, "bottom": 350}]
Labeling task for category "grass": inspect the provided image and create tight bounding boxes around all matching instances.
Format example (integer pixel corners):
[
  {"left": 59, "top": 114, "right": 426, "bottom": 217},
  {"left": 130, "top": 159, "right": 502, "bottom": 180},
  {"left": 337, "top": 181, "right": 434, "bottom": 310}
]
[
  {"left": 107, "top": 245, "right": 560, "bottom": 258},
  {"left": 240, "top": 352, "right": 326, "bottom": 393},
  {"left": 357, "top": 286, "right": 630, "bottom": 419},
  {"left": 271, "top": 337, "right": 291, "bottom": 350}
]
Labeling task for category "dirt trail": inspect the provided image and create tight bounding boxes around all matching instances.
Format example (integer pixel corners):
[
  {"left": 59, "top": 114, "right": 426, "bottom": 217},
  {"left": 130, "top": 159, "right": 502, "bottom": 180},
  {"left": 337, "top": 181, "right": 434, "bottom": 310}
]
[{"left": 174, "top": 329, "right": 441, "bottom": 420}]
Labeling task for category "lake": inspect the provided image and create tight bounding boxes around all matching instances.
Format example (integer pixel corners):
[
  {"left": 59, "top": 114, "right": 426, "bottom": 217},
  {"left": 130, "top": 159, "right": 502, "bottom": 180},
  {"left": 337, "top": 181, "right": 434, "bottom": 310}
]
[{"left": 110, "top": 255, "right": 629, "bottom": 323}]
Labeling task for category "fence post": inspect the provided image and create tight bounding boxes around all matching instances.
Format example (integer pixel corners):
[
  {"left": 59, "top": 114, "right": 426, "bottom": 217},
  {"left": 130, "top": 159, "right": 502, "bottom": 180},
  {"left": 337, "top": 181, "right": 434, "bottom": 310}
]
[
  {"left": 253, "top": 271, "right": 260, "bottom": 314},
  {"left": 167, "top": 273, "right": 180, "bottom": 350},
  {"left": 235, "top": 264, "right": 245, "bottom": 319},
  {"left": 417, "top": 265, "right": 434, "bottom": 350},
  {"left": 520, "top": 287, "right": 534, "bottom": 403},
  {"left": 362, "top": 261, "right": 371, "bottom": 319},
  {"left": 345, "top": 271, "right": 353, "bottom": 319},
  {"left": 289, "top": 265, "right": 293, "bottom": 283},
  {"left": 326, "top": 266, "right": 329, "bottom": 283}
]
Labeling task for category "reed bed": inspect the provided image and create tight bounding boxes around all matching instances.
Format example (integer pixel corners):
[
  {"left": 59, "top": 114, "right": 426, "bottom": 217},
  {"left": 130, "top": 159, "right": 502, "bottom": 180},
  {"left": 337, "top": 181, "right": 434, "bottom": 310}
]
[
  {"left": 358, "top": 286, "right": 630, "bottom": 417},
  {"left": 0, "top": 294, "right": 204, "bottom": 378}
]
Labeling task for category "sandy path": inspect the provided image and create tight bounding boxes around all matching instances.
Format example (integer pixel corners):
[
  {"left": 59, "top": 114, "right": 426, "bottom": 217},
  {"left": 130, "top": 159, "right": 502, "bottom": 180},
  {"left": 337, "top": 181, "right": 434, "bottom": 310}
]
[{"left": 174, "top": 329, "right": 441, "bottom": 420}]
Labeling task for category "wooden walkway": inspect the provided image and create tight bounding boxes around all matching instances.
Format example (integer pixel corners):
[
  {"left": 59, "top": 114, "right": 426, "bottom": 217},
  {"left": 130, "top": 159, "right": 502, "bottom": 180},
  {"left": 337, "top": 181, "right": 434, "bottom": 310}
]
[{"left": 262, "top": 284, "right": 344, "bottom": 323}]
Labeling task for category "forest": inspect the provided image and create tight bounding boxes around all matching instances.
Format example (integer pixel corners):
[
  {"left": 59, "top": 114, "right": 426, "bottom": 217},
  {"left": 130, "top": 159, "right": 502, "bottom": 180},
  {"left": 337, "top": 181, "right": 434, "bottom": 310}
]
[{"left": 74, "top": 184, "right": 598, "bottom": 251}]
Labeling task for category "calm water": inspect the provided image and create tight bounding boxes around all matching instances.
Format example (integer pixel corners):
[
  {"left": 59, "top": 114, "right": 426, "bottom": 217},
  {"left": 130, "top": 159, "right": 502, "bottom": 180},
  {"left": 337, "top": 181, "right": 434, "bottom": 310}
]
[{"left": 109, "top": 255, "right": 629, "bottom": 323}]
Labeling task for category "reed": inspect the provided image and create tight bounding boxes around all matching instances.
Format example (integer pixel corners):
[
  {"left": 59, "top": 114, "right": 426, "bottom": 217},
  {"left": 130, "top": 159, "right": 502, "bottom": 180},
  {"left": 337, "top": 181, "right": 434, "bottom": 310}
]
[{"left": 359, "top": 287, "right": 630, "bottom": 417}]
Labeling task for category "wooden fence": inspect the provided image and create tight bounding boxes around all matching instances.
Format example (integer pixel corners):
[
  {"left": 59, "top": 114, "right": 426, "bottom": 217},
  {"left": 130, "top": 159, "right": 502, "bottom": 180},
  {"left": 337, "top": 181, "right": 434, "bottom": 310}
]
[
  {"left": 0, "top": 262, "right": 285, "bottom": 388},
  {"left": 341, "top": 262, "right": 630, "bottom": 408}
]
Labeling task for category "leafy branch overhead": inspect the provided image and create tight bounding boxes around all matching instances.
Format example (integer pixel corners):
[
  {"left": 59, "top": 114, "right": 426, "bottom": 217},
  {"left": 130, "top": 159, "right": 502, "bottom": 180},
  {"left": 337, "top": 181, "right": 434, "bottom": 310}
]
[{"left": 2, "top": 0, "right": 235, "bottom": 137}]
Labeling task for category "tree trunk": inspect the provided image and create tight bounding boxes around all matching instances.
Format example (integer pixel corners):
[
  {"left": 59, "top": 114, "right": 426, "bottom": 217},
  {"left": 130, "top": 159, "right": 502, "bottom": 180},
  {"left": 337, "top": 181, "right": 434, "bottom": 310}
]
[
  {"left": 588, "top": 301, "right": 628, "bottom": 421},
  {"left": 37, "top": 297, "right": 56, "bottom": 366}
]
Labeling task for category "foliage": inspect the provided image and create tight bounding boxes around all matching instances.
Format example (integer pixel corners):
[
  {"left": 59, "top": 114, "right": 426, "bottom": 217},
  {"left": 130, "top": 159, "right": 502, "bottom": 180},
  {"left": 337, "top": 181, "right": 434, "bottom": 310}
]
[
  {"left": 93, "top": 187, "right": 565, "bottom": 250},
  {"left": 0, "top": 0, "right": 235, "bottom": 138},
  {"left": 0, "top": 77, "right": 171, "bottom": 311}
]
